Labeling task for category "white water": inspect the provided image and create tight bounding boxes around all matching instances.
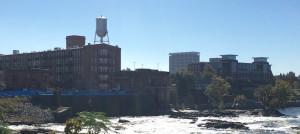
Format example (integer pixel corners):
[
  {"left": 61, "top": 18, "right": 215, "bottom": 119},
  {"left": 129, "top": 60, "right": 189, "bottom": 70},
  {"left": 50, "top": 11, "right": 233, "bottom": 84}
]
[{"left": 9, "top": 107, "right": 300, "bottom": 134}]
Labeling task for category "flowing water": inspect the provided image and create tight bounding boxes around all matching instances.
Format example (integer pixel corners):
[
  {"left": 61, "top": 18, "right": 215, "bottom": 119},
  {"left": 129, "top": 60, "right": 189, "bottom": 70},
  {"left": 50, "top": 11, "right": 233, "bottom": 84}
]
[{"left": 9, "top": 107, "right": 300, "bottom": 134}]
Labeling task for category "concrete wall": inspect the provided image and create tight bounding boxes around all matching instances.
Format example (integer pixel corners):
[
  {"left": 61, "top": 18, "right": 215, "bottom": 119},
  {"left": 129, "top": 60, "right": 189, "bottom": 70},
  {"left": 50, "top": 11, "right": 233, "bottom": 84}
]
[{"left": 31, "top": 92, "right": 168, "bottom": 116}]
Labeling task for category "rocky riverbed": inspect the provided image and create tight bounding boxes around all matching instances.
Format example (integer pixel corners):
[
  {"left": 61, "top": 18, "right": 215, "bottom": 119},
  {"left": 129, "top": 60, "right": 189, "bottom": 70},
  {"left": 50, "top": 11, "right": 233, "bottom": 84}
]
[
  {"left": 9, "top": 107, "right": 300, "bottom": 133},
  {"left": 109, "top": 108, "right": 300, "bottom": 134}
]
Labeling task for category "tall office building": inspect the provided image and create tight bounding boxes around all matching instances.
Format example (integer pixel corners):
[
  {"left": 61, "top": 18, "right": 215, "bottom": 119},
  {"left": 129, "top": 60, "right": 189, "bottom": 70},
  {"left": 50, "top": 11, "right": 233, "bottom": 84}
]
[{"left": 169, "top": 52, "right": 200, "bottom": 74}]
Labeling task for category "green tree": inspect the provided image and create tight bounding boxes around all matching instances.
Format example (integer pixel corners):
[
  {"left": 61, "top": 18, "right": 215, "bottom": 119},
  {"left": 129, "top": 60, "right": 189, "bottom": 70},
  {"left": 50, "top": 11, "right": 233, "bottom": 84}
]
[
  {"left": 171, "top": 70, "right": 195, "bottom": 99},
  {"left": 0, "top": 122, "right": 12, "bottom": 134},
  {"left": 254, "top": 80, "right": 292, "bottom": 114},
  {"left": 233, "top": 95, "right": 247, "bottom": 106},
  {"left": 201, "top": 63, "right": 216, "bottom": 79},
  {"left": 293, "top": 81, "right": 300, "bottom": 89},
  {"left": 77, "top": 112, "right": 110, "bottom": 134},
  {"left": 272, "top": 79, "right": 293, "bottom": 109},
  {"left": 0, "top": 81, "right": 6, "bottom": 91},
  {"left": 65, "top": 118, "right": 83, "bottom": 134},
  {"left": 285, "top": 72, "right": 297, "bottom": 84},
  {"left": 254, "top": 84, "right": 273, "bottom": 112},
  {"left": 169, "top": 86, "right": 178, "bottom": 106},
  {"left": 204, "top": 75, "right": 231, "bottom": 109},
  {"left": 64, "top": 112, "right": 110, "bottom": 134},
  {"left": 278, "top": 71, "right": 298, "bottom": 88}
]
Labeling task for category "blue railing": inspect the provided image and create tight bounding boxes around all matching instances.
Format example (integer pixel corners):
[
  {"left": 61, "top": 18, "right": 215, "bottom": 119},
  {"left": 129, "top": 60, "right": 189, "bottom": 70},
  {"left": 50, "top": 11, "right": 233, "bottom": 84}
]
[{"left": 0, "top": 90, "right": 129, "bottom": 96}]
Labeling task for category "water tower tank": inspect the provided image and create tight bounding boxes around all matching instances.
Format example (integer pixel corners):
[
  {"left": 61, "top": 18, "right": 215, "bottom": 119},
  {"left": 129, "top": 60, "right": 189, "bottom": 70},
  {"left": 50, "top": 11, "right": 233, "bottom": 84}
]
[{"left": 96, "top": 16, "right": 108, "bottom": 37}]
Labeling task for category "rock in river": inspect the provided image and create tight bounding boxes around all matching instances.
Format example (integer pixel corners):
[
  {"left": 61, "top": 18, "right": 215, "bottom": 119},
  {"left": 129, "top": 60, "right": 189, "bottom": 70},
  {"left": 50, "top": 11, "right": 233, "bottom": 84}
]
[{"left": 199, "top": 119, "right": 249, "bottom": 130}]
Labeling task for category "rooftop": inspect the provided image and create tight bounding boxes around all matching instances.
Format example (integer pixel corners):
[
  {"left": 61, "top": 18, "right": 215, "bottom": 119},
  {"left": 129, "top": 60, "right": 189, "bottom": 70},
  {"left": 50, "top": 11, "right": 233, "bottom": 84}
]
[{"left": 169, "top": 51, "right": 200, "bottom": 55}]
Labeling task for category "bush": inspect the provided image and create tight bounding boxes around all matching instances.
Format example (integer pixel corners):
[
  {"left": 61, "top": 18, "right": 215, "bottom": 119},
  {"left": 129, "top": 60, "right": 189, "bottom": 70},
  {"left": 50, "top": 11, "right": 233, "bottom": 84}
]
[
  {"left": 0, "top": 122, "right": 12, "bottom": 134},
  {"left": 255, "top": 80, "right": 292, "bottom": 114},
  {"left": 0, "top": 110, "right": 4, "bottom": 121},
  {"left": 50, "top": 130, "right": 57, "bottom": 134},
  {"left": 64, "top": 112, "right": 110, "bottom": 134},
  {"left": 0, "top": 97, "right": 25, "bottom": 113},
  {"left": 65, "top": 118, "right": 83, "bottom": 134},
  {"left": 233, "top": 95, "right": 247, "bottom": 106}
]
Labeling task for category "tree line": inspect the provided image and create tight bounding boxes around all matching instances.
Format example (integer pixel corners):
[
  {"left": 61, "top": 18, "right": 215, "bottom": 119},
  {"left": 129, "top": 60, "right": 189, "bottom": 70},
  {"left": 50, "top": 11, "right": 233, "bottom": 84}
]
[{"left": 171, "top": 70, "right": 300, "bottom": 115}]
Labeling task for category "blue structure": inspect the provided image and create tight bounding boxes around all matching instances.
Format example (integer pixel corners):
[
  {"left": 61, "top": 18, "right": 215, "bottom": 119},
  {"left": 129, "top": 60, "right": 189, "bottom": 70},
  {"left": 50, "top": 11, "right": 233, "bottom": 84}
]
[{"left": 0, "top": 90, "right": 129, "bottom": 96}]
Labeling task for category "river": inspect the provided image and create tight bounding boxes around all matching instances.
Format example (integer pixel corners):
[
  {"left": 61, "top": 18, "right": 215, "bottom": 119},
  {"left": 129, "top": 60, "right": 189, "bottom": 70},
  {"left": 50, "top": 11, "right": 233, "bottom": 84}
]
[{"left": 9, "top": 107, "right": 300, "bottom": 134}]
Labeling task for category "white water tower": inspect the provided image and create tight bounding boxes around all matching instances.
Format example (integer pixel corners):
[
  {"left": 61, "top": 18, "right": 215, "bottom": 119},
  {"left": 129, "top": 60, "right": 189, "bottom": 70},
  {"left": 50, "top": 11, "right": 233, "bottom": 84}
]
[{"left": 94, "top": 15, "right": 109, "bottom": 44}]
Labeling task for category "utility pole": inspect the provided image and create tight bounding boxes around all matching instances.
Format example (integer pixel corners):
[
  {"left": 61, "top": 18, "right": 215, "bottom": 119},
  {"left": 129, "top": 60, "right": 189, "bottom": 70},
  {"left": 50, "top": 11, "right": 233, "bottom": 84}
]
[{"left": 133, "top": 62, "right": 135, "bottom": 70}]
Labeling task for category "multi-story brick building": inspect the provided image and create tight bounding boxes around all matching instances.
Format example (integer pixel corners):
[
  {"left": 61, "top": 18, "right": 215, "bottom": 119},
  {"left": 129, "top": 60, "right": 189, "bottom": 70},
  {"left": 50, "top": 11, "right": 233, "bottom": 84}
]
[
  {"left": 188, "top": 54, "right": 273, "bottom": 97},
  {"left": 4, "top": 68, "right": 50, "bottom": 90},
  {"left": 112, "top": 69, "right": 169, "bottom": 90},
  {"left": 0, "top": 35, "right": 121, "bottom": 90}
]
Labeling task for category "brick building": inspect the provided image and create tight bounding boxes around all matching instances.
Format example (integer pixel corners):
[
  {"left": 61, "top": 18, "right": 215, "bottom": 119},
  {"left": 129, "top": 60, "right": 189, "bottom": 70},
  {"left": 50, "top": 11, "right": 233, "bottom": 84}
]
[
  {"left": 112, "top": 69, "right": 170, "bottom": 90},
  {"left": 4, "top": 68, "right": 50, "bottom": 90},
  {"left": 0, "top": 35, "right": 121, "bottom": 90},
  {"left": 188, "top": 54, "right": 273, "bottom": 97}
]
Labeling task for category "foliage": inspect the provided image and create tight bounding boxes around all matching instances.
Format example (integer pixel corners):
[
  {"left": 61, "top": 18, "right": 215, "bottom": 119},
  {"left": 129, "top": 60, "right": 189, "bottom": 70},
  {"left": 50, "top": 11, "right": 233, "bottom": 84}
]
[
  {"left": 293, "top": 89, "right": 300, "bottom": 100},
  {"left": 0, "top": 110, "right": 4, "bottom": 121},
  {"left": 254, "top": 80, "right": 292, "bottom": 113},
  {"left": 272, "top": 79, "right": 293, "bottom": 108},
  {"left": 171, "top": 70, "right": 195, "bottom": 98},
  {"left": 65, "top": 118, "right": 83, "bottom": 134},
  {"left": 293, "top": 81, "right": 300, "bottom": 89},
  {"left": 0, "top": 122, "right": 12, "bottom": 134},
  {"left": 0, "top": 81, "right": 6, "bottom": 90},
  {"left": 77, "top": 112, "right": 110, "bottom": 134},
  {"left": 204, "top": 75, "right": 231, "bottom": 109},
  {"left": 64, "top": 112, "right": 110, "bottom": 134},
  {"left": 277, "top": 71, "right": 298, "bottom": 88},
  {"left": 0, "top": 97, "right": 25, "bottom": 113},
  {"left": 254, "top": 84, "right": 273, "bottom": 111},
  {"left": 233, "top": 95, "right": 247, "bottom": 106},
  {"left": 201, "top": 64, "right": 216, "bottom": 79},
  {"left": 169, "top": 86, "right": 178, "bottom": 105}
]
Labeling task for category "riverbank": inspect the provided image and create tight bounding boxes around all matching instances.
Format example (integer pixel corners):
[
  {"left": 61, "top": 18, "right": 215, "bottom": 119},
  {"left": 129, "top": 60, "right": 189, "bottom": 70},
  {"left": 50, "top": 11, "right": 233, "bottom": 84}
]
[
  {"left": 2, "top": 96, "right": 300, "bottom": 133},
  {"left": 8, "top": 107, "right": 300, "bottom": 134}
]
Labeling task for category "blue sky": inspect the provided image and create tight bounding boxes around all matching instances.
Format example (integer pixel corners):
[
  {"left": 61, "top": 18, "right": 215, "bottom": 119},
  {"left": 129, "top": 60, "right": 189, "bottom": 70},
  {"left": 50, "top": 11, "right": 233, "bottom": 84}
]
[{"left": 0, "top": 0, "right": 299, "bottom": 75}]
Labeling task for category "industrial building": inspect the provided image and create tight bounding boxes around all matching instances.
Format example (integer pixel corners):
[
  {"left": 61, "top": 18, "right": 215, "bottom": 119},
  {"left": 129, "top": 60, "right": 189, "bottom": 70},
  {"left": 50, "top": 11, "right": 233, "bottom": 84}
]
[
  {"left": 0, "top": 16, "right": 122, "bottom": 91},
  {"left": 169, "top": 52, "right": 200, "bottom": 74},
  {"left": 0, "top": 36, "right": 121, "bottom": 90},
  {"left": 4, "top": 68, "right": 50, "bottom": 90},
  {"left": 112, "top": 69, "right": 169, "bottom": 90}
]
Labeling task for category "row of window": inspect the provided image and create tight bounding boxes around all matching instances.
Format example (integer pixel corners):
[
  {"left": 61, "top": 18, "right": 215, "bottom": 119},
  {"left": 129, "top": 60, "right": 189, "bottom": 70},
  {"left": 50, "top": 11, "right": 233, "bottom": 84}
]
[
  {"left": 91, "top": 58, "right": 115, "bottom": 64},
  {"left": 91, "top": 66, "right": 115, "bottom": 72}
]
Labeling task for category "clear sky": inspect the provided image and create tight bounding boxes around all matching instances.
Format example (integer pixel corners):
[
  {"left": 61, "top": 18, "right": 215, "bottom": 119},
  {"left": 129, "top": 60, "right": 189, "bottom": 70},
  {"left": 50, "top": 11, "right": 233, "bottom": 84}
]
[{"left": 0, "top": 0, "right": 299, "bottom": 75}]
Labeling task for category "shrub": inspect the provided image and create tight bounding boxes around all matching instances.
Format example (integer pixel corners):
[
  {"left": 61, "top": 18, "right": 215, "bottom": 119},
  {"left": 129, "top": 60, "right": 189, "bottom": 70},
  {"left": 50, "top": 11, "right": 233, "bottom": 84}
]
[
  {"left": 233, "top": 95, "right": 247, "bottom": 106},
  {"left": 0, "top": 122, "right": 12, "bottom": 134},
  {"left": 65, "top": 118, "right": 83, "bottom": 134},
  {"left": 64, "top": 112, "right": 111, "bottom": 134}
]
